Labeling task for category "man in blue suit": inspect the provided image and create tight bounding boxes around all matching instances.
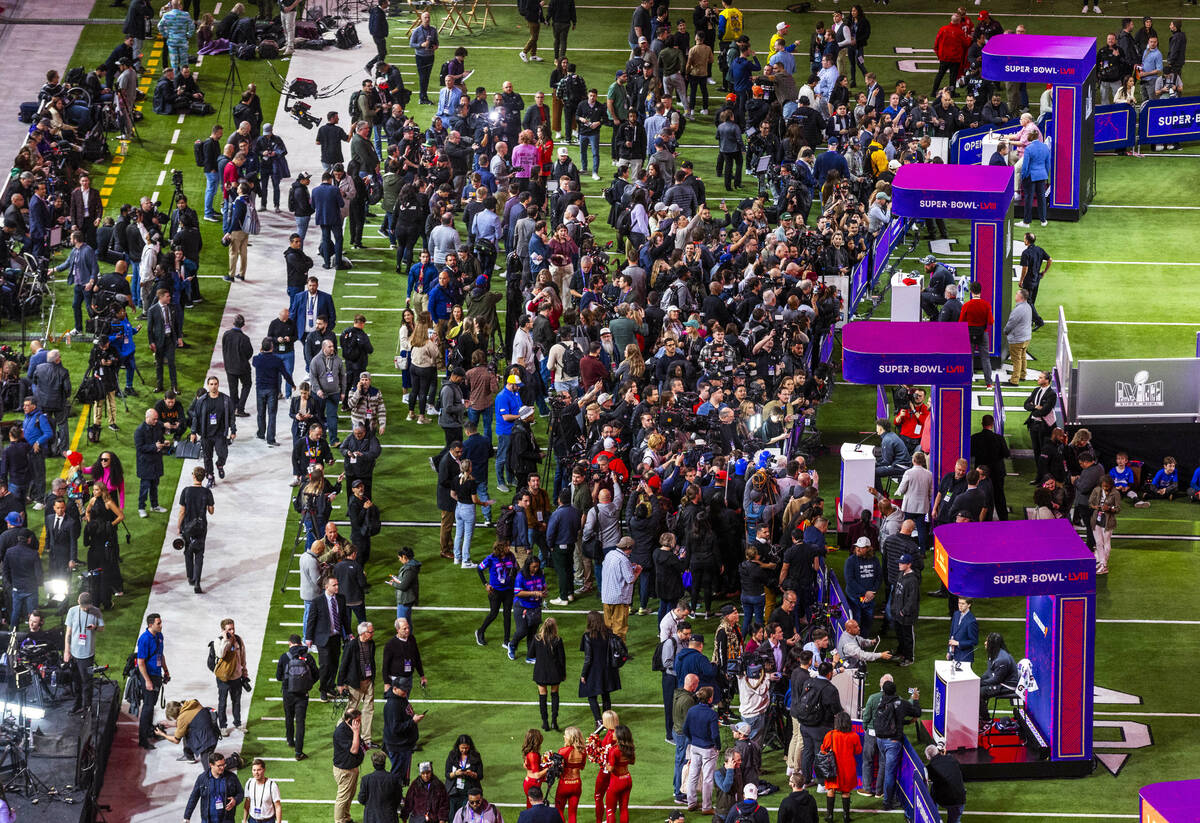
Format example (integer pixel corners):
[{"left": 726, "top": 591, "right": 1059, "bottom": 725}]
[
  {"left": 948, "top": 597, "right": 978, "bottom": 663},
  {"left": 310, "top": 171, "right": 346, "bottom": 269},
  {"left": 27, "top": 181, "right": 56, "bottom": 260},
  {"left": 290, "top": 276, "right": 337, "bottom": 352}
]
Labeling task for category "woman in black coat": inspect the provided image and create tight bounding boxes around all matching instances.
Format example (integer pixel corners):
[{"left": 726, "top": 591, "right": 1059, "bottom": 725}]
[
  {"left": 579, "top": 611, "right": 620, "bottom": 725},
  {"left": 653, "top": 533, "right": 688, "bottom": 624},
  {"left": 531, "top": 616, "right": 566, "bottom": 732},
  {"left": 625, "top": 489, "right": 664, "bottom": 615}
]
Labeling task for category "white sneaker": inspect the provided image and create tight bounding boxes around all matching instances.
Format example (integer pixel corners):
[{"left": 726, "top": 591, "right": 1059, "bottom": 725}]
[
  {"left": 152, "top": 505, "right": 168, "bottom": 513},
  {"left": 549, "top": 598, "right": 568, "bottom": 606},
  {"left": 1092, "top": 4, "right": 1101, "bottom": 12},
  {"left": 554, "top": 132, "right": 562, "bottom": 140},
  {"left": 707, "top": 78, "right": 716, "bottom": 85},
  {"left": 1080, "top": 4, "right": 1087, "bottom": 11},
  {"left": 530, "top": 55, "right": 544, "bottom": 62},
  {"left": 32, "top": 502, "right": 44, "bottom": 511},
  {"left": 519, "top": 51, "right": 529, "bottom": 62},
  {"left": 1015, "top": 221, "right": 1030, "bottom": 227},
  {"left": 591, "top": 172, "right": 600, "bottom": 180},
  {"left": 700, "top": 108, "right": 709, "bottom": 115},
  {"left": 1040, "top": 220, "right": 1048, "bottom": 227},
  {"left": 461, "top": 560, "right": 477, "bottom": 569},
  {"left": 138, "top": 509, "right": 148, "bottom": 518}
]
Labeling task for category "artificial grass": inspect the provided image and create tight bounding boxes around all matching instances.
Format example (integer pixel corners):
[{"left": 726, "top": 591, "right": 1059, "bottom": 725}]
[{"left": 29, "top": 0, "right": 1200, "bottom": 820}]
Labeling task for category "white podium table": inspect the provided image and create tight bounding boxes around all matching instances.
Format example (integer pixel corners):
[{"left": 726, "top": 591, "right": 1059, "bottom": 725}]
[
  {"left": 838, "top": 442, "right": 876, "bottom": 531},
  {"left": 890, "top": 271, "right": 923, "bottom": 323},
  {"left": 933, "top": 659, "right": 980, "bottom": 751}
]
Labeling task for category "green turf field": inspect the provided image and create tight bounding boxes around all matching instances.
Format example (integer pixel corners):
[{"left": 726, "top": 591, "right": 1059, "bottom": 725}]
[{"left": 34, "top": 0, "right": 1200, "bottom": 820}]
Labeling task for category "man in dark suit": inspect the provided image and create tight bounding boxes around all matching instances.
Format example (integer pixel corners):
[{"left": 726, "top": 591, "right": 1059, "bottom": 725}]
[
  {"left": 221, "top": 315, "right": 254, "bottom": 417},
  {"left": 1023, "top": 372, "right": 1057, "bottom": 483},
  {"left": 310, "top": 172, "right": 346, "bottom": 269},
  {"left": 44, "top": 495, "right": 80, "bottom": 582},
  {"left": 146, "top": 289, "right": 182, "bottom": 393},
  {"left": 289, "top": 276, "right": 337, "bottom": 345},
  {"left": 305, "top": 576, "right": 350, "bottom": 699},
  {"left": 27, "top": 181, "right": 56, "bottom": 260},
  {"left": 970, "top": 414, "right": 1010, "bottom": 521},
  {"left": 69, "top": 174, "right": 104, "bottom": 248},
  {"left": 134, "top": 407, "right": 169, "bottom": 518}
]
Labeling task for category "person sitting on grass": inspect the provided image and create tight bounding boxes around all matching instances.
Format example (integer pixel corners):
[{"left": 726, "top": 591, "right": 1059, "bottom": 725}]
[
  {"left": 1138, "top": 456, "right": 1180, "bottom": 506},
  {"left": 1109, "top": 451, "right": 1138, "bottom": 500},
  {"left": 1188, "top": 466, "right": 1200, "bottom": 503}
]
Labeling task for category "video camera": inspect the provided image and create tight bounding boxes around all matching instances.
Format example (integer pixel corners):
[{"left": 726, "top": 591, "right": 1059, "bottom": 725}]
[{"left": 286, "top": 99, "right": 321, "bottom": 130}]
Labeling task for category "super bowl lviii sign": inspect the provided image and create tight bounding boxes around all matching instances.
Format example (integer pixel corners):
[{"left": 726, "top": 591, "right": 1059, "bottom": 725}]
[{"left": 983, "top": 34, "right": 1096, "bottom": 221}]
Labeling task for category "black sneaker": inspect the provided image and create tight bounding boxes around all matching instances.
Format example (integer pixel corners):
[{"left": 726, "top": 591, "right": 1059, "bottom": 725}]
[
  {"left": 217, "top": 466, "right": 226, "bottom": 479},
  {"left": 108, "top": 423, "right": 120, "bottom": 432},
  {"left": 295, "top": 751, "right": 308, "bottom": 761}
]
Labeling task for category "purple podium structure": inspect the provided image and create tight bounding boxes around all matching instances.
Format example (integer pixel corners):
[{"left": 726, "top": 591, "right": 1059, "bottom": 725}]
[
  {"left": 891, "top": 165, "right": 1015, "bottom": 364},
  {"left": 1140, "top": 780, "right": 1200, "bottom": 822},
  {"left": 983, "top": 34, "right": 1097, "bottom": 221},
  {"left": 841, "top": 320, "right": 972, "bottom": 483},
  {"left": 933, "top": 519, "right": 1096, "bottom": 780}
]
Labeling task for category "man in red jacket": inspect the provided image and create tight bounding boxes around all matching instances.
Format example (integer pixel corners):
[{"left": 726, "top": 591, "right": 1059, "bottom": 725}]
[
  {"left": 932, "top": 13, "right": 971, "bottom": 97},
  {"left": 959, "top": 281, "right": 995, "bottom": 388}
]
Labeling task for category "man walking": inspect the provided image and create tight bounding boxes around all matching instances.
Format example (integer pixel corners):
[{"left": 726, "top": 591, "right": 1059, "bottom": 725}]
[
  {"left": 1018, "top": 232, "right": 1051, "bottom": 331},
  {"left": 21, "top": 396, "right": 53, "bottom": 509},
  {"left": 1023, "top": 373, "right": 1057, "bottom": 482},
  {"left": 183, "top": 753, "right": 244, "bottom": 823},
  {"left": 600, "top": 536, "right": 640, "bottom": 641},
  {"left": 276, "top": 633, "right": 318, "bottom": 760},
  {"left": 178, "top": 466, "right": 215, "bottom": 592},
  {"left": 213, "top": 618, "right": 248, "bottom": 734},
  {"left": 887, "top": 554, "right": 920, "bottom": 666},
  {"left": 970, "top": 415, "right": 1010, "bottom": 522},
  {"left": 221, "top": 315, "right": 254, "bottom": 417},
  {"left": 310, "top": 339, "right": 347, "bottom": 446},
  {"left": 683, "top": 685, "right": 720, "bottom": 814},
  {"left": 311, "top": 171, "right": 347, "bottom": 269},
  {"left": 366, "top": 0, "right": 391, "bottom": 72},
  {"left": 189, "top": 376, "right": 237, "bottom": 485},
  {"left": 959, "top": 281, "right": 994, "bottom": 388},
  {"left": 1004, "top": 289, "right": 1033, "bottom": 385}
]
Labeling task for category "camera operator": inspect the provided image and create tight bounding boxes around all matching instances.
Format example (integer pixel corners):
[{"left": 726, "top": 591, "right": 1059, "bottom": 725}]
[{"left": 892, "top": 387, "right": 929, "bottom": 458}]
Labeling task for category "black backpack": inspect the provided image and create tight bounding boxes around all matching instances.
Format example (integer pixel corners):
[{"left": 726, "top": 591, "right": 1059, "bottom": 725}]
[
  {"left": 439, "top": 60, "right": 452, "bottom": 85},
  {"left": 340, "top": 328, "right": 363, "bottom": 363},
  {"left": 285, "top": 650, "right": 316, "bottom": 693},
  {"left": 609, "top": 633, "right": 629, "bottom": 669},
  {"left": 796, "top": 678, "right": 825, "bottom": 725},
  {"left": 732, "top": 803, "right": 761, "bottom": 823},
  {"left": 348, "top": 90, "right": 362, "bottom": 121},
  {"left": 651, "top": 637, "right": 673, "bottom": 672},
  {"left": 335, "top": 23, "right": 359, "bottom": 48},
  {"left": 206, "top": 640, "right": 218, "bottom": 672},
  {"left": 873, "top": 697, "right": 902, "bottom": 738},
  {"left": 615, "top": 206, "right": 633, "bottom": 238},
  {"left": 193, "top": 139, "right": 206, "bottom": 167},
  {"left": 494, "top": 505, "right": 518, "bottom": 545},
  {"left": 561, "top": 343, "right": 581, "bottom": 378}
]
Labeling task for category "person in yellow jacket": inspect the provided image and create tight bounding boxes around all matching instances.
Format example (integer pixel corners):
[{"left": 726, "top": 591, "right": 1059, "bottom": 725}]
[
  {"left": 867, "top": 139, "right": 889, "bottom": 177},
  {"left": 718, "top": 0, "right": 743, "bottom": 44}
]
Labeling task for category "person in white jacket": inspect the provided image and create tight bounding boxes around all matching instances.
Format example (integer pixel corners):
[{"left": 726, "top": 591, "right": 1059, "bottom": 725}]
[{"left": 895, "top": 450, "right": 934, "bottom": 551}]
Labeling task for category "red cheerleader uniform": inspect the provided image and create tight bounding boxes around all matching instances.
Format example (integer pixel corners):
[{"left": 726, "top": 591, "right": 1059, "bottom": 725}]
[
  {"left": 604, "top": 746, "right": 633, "bottom": 823},
  {"left": 523, "top": 750, "right": 542, "bottom": 807},
  {"left": 592, "top": 730, "right": 615, "bottom": 823},
  {"left": 555, "top": 745, "right": 586, "bottom": 823}
]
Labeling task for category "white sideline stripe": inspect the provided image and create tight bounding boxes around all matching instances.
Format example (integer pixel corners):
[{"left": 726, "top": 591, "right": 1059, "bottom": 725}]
[
  {"left": 155, "top": 170, "right": 165, "bottom": 187},
  {"left": 170, "top": 128, "right": 180, "bottom": 145},
  {"left": 1089, "top": 204, "right": 1200, "bottom": 210},
  {"left": 163, "top": 149, "right": 174, "bottom": 165},
  {"left": 344, "top": 282, "right": 379, "bottom": 286},
  {"left": 341, "top": 294, "right": 376, "bottom": 298}
]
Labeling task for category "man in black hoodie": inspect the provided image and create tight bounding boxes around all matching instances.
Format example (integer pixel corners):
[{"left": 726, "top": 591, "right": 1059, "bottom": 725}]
[
  {"left": 275, "top": 634, "right": 318, "bottom": 760},
  {"left": 382, "top": 676, "right": 425, "bottom": 782}
]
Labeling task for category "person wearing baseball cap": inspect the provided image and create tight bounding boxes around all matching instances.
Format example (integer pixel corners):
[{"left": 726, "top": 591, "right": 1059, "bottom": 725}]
[
  {"left": 887, "top": 553, "right": 920, "bottom": 665},
  {"left": 495, "top": 373, "right": 525, "bottom": 493},
  {"left": 843, "top": 535, "right": 884, "bottom": 635},
  {"left": 728, "top": 782, "right": 768, "bottom": 823}
]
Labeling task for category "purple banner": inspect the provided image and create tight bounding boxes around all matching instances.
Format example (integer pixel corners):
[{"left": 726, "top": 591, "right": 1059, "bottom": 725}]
[
  {"left": 1093, "top": 104, "right": 1136, "bottom": 150},
  {"left": 948, "top": 119, "right": 1022, "bottom": 165},
  {"left": 1138, "top": 96, "right": 1200, "bottom": 144},
  {"left": 842, "top": 321, "right": 973, "bottom": 386},
  {"left": 871, "top": 217, "right": 911, "bottom": 283},
  {"left": 933, "top": 520, "right": 1096, "bottom": 599},
  {"left": 891, "top": 164, "right": 1014, "bottom": 222},
  {"left": 982, "top": 34, "right": 1096, "bottom": 86}
]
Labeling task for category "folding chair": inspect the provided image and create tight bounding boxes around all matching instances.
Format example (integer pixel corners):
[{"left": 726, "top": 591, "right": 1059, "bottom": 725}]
[
  {"left": 438, "top": 0, "right": 473, "bottom": 36},
  {"left": 464, "top": 0, "right": 497, "bottom": 30}
]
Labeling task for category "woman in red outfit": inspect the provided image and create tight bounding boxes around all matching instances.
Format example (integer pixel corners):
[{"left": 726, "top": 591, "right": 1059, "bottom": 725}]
[
  {"left": 555, "top": 726, "right": 587, "bottom": 823},
  {"left": 603, "top": 724, "right": 635, "bottom": 823},
  {"left": 590, "top": 710, "right": 618, "bottom": 823},
  {"left": 522, "top": 728, "right": 548, "bottom": 806},
  {"left": 821, "top": 711, "right": 863, "bottom": 823}
]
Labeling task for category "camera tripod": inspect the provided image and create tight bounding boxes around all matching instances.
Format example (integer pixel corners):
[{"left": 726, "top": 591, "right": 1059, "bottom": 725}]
[
  {"left": 279, "top": 506, "right": 317, "bottom": 593},
  {"left": 215, "top": 52, "right": 245, "bottom": 128}
]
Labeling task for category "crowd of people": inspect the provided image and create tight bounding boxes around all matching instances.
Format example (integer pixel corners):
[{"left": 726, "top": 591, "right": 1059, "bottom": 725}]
[{"left": 0, "top": 0, "right": 1181, "bottom": 821}]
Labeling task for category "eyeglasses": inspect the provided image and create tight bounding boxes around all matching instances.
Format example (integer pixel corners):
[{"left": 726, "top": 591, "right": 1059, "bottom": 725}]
[{"left": 101, "top": 457, "right": 111, "bottom": 463}]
